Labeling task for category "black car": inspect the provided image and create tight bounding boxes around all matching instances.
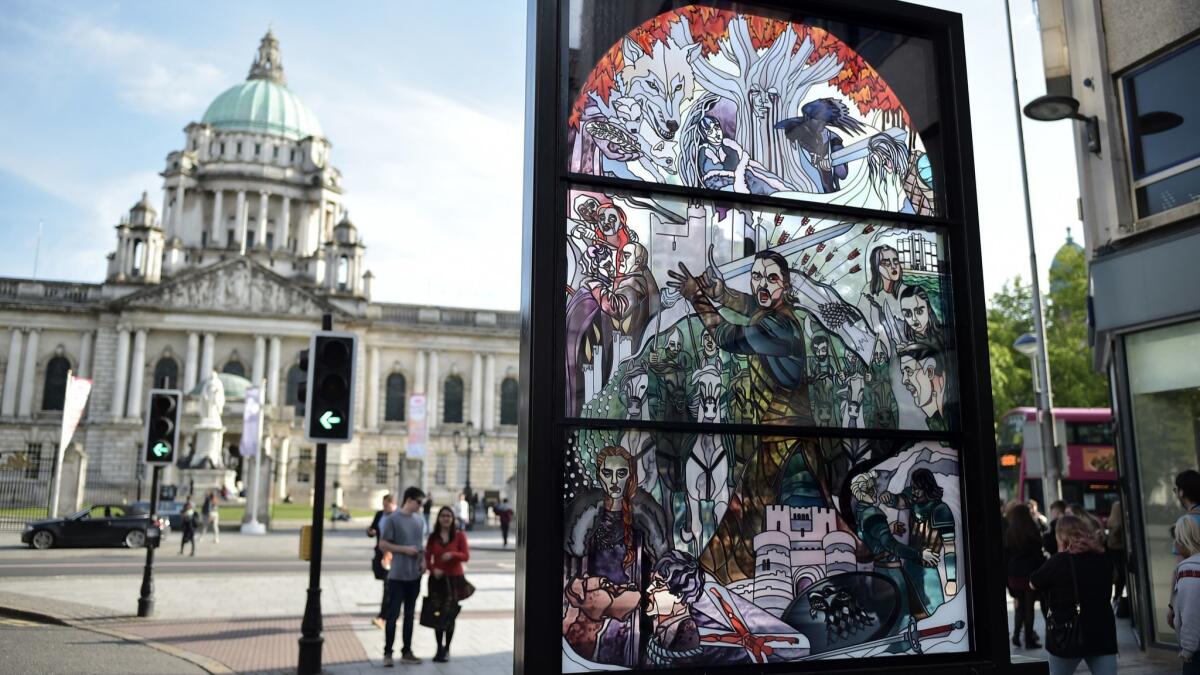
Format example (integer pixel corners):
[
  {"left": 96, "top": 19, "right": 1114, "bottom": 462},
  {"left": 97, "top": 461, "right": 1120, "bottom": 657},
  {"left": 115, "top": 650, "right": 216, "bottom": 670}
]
[
  {"left": 21, "top": 504, "right": 164, "bottom": 550},
  {"left": 130, "top": 500, "right": 182, "bottom": 531}
]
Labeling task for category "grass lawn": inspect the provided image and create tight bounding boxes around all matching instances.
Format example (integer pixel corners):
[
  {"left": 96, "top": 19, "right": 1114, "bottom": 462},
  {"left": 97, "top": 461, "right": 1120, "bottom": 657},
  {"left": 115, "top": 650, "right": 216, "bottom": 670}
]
[{"left": 209, "top": 502, "right": 375, "bottom": 524}]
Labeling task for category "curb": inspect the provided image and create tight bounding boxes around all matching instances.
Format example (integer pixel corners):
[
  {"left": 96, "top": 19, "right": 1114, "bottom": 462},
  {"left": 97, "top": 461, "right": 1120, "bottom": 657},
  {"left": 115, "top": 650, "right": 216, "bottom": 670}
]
[{"left": 0, "top": 604, "right": 234, "bottom": 674}]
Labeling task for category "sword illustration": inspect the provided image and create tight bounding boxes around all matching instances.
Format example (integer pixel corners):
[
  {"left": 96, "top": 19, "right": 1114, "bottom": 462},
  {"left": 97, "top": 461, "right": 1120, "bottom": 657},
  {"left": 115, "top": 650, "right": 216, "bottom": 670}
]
[{"left": 798, "top": 618, "right": 966, "bottom": 660}]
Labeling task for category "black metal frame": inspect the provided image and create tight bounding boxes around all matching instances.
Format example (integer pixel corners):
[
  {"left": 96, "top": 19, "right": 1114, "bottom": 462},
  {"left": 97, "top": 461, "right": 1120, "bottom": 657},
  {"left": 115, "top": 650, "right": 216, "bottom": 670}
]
[{"left": 518, "top": 0, "right": 1024, "bottom": 671}]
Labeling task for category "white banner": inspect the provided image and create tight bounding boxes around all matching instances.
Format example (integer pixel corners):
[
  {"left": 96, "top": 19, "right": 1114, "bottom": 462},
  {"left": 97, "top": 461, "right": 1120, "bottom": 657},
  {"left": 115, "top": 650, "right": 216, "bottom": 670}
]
[
  {"left": 59, "top": 375, "right": 92, "bottom": 454},
  {"left": 240, "top": 386, "right": 262, "bottom": 457},
  {"left": 407, "top": 394, "right": 427, "bottom": 458}
]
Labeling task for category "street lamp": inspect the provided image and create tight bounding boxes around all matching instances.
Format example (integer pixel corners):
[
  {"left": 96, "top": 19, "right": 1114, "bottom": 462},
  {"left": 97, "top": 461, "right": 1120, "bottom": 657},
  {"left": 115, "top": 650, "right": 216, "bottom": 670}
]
[
  {"left": 1023, "top": 94, "right": 1101, "bottom": 155},
  {"left": 452, "top": 422, "right": 486, "bottom": 529},
  {"left": 1013, "top": 332, "right": 1061, "bottom": 503}
]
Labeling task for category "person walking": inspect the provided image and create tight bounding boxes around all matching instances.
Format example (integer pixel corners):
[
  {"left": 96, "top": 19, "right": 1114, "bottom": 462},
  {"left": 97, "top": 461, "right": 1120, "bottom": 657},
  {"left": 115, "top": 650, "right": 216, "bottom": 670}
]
[
  {"left": 1172, "top": 516, "right": 1200, "bottom": 674},
  {"left": 1030, "top": 515, "right": 1118, "bottom": 675},
  {"left": 368, "top": 493, "right": 397, "bottom": 629},
  {"left": 494, "top": 498, "right": 514, "bottom": 548},
  {"left": 178, "top": 500, "right": 197, "bottom": 557},
  {"left": 426, "top": 505, "right": 470, "bottom": 662},
  {"left": 1006, "top": 503, "right": 1046, "bottom": 649},
  {"left": 1044, "top": 500, "right": 1068, "bottom": 556},
  {"left": 456, "top": 493, "right": 470, "bottom": 531},
  {"left": 201, "top": 491, "right": 220, "bottom": 544},
  {"left": 378, "top": 487, "right": 426, "bottom": 667},
  {"left": 1106, "top": 500, "right": 1127, "bottom": 610}
]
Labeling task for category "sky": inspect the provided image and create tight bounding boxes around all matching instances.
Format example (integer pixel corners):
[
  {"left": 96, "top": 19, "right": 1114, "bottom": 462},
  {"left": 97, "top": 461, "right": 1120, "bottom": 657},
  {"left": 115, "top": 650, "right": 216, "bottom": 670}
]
[{"left": 0, "top": 1, "right": 1078, "bottom": 311}]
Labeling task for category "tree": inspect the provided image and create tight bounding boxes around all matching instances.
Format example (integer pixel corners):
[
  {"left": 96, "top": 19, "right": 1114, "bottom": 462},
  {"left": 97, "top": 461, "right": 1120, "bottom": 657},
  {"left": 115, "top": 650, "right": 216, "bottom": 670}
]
[
  {"left": 987, "top": 277, "right": 1034, "bottom": 424},
  {"left": 985, "top": 242, "right": 1110, "bottom": 428},
  {"left": 1045, "top": 243, "right": 1109, "bottom": 409}
]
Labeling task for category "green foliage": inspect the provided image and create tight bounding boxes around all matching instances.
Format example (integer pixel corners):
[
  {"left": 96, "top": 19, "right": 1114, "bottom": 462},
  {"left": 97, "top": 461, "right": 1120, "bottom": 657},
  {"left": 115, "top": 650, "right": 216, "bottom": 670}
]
[{"left": 985, "top": 243, "right": 1109, "bottom": 428}]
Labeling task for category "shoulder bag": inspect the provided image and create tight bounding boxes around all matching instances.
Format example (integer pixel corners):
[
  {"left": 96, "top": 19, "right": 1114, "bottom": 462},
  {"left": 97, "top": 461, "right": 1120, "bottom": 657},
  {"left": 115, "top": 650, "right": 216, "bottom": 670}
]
[
  {"left": 1045, "top": 554, "right": 1089, "bottom": 658},
  {"left": 420, "top": 575, "right": 461, "bottom": 630}
]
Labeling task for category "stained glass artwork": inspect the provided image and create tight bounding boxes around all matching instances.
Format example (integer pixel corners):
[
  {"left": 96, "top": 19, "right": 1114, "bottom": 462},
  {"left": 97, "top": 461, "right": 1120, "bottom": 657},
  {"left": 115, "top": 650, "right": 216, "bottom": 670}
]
[
  {"left": 567, "top": 5, "right": 939, "bottom": 216},
  {"left": 564, "top": 189, "right": 956, "bottom": 431},
  {"left": 561, "top": 429, "right": 968, "bottom": 669}
]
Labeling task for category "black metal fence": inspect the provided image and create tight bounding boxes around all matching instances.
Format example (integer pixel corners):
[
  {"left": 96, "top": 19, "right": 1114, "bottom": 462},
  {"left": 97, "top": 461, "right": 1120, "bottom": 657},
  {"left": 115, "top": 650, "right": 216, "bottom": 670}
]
[{"left": 0, "top": 449, "right": 51, "bottom": 532}]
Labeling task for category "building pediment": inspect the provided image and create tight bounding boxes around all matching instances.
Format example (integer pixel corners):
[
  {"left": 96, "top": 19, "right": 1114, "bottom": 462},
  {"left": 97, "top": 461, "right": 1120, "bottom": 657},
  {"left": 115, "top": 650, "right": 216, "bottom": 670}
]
[{"left": 114, "top": 258, "right": 349, "bottom": 319}]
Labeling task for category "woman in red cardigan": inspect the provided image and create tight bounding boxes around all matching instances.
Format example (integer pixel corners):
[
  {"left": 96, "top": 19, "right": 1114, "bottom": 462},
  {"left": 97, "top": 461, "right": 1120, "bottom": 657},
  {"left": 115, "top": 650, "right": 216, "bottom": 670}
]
[{"left": 426, "top": 506, "right": 470, "bottom": 662}]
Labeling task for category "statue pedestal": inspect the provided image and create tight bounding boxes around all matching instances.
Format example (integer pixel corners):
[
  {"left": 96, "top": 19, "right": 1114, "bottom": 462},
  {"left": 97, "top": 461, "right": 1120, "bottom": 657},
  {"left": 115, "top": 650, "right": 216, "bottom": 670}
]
[
  {"left": 191, "top": 421, "right": 225, "bottom": 469},
  {"left": 181, "top": 467, "right": 237, "bottom": 497}
]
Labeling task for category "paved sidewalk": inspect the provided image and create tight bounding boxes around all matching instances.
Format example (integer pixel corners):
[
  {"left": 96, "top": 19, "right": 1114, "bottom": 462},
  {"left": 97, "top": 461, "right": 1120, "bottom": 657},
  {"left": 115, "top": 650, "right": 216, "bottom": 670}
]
[
  {"left": 1006, "top": 597, "right": 1177, "bottom": 674},
  {"left": 0, "top": 526, "right": 516, "bottom": 673}
]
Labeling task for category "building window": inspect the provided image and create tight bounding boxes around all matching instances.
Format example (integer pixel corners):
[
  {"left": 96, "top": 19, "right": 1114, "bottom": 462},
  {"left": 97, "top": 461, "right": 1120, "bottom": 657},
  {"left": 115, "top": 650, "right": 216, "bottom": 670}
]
[
  {"left": 220, "top": 142, "right": 226, "bottom": 155},
  {"left": 273, "top": 146, "right": 279, "bottom": 160},
  {"left": 255, "top": 143, "right": 262, "bottom": 156},
  {"left": 443, "top": 375, "right": 464, "bottom": 424},
  {"left": 222, "top": 361, "right": 245, "bottom": 378},
  {"left": 201, "top": 231, "right": 208, "bottom": 247},
  {"left": 500, "top": 377, "right": 519, "bottom": 425},
  {"left": 375, "top": 452, "right": 388, "bottom": 485},
  {"left": 435, "top": 454, "right": 447, "bottom": 486},
  {"left": 286, "top": 364, "right": 304, "bottom": 413},
  {"left": 131, "top": 240, "right": 144, "bottom": 276},
  {"left": 24, "top": 443, "right": 43, "bottom": 479},
  {"left": 153, "top": 358, "right": 178, "bottom": 389},
  {"left": 1123, "top": 40, "right": 1200, "bottom": 219},
  {"left": 337, "top": 255, "right": 349, "bottom": 291},
  {"left": 290, "top": 148, "right": 296, "bottom": 163},
  {"left": 266, "top": 232, "right": 274, "bottom": 250},
  {"left": 492, "top": 455, "right": 506, "bottom": 487},
  {"left": 297, "top": 447, "right": 312, "bottom": 483},
  {"left": 227, "top": 229, "right": 235, "bottom": 248},
  {"left": 247, "top": 230, "right": 256, "bottom": 248},
  {"left": 237, "top": 141, "right": 243, "bottom": 155},
  {"left": 385, "top": 373, "right": 406, "bottom": 421},
  {"left": 41, "top": 356, "right": 71, "bottom": 411}
]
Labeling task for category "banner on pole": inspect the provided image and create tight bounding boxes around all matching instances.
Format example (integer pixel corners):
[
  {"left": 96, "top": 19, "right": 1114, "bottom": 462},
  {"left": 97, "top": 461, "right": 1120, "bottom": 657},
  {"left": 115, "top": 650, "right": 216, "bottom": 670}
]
[
  {"left": 240, "top": 386, "right": 262, "bottom": 457},
  {"left": 59, "top": 376, "right": 92, "bottom": 453},
  {"left": 406, "top": 394, "right": 427, "bottom": 458}
]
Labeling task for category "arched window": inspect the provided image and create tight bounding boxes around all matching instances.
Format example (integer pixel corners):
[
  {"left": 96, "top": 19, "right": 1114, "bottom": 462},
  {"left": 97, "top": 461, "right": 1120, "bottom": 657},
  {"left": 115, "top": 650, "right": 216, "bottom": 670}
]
[
  {"left": 285, "top": 365, "right": 304, "bottom": 413},
  {"left": 337, "top": 255, "right": 349, "bottom": 291},
  {"left": 222, "top": 360, "right": 245, "bottom": 378},
  {"left": 443, "top": 375, "right": 464, "bottom": 424},
  {"left": 153, "top": 358, "right": 178, "bottom": 389},
  {"left": 131, "top": 239, "right": 144, "bottom": 276},
  {"left": 385, "top": 373, "right": 406, "bottom": 422},
  {"left": 500, "top": 377, "right": 519, "bottom": 425},
  {"left": 41, "top": 356, "right": 71, "bottom": 411}
]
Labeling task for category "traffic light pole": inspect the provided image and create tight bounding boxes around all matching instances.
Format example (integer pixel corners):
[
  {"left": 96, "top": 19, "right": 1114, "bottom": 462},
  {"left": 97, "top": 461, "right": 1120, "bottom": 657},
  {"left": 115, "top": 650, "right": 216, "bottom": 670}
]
[
  {"left": 298, "top": 313, "right": 332, "bottom": 675},
  {"left": 137, "top": 465, "right": 161, "bottom": 617}
]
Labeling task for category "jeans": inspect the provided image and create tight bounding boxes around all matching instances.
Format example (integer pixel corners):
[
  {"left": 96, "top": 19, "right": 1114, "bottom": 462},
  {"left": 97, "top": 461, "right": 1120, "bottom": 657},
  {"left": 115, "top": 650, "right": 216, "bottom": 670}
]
[
  {"left": 383, "top": 578, "right": 421, "bottom": 656},
  {"left": 377, "top": 579, "right": 390, "bottom": 619},
  {"left": 1185, "top": 656, "right": 1200, "bottom": 675},
  {"left": 1047, "top": 653, "right": 1117, "bottom": 675}
]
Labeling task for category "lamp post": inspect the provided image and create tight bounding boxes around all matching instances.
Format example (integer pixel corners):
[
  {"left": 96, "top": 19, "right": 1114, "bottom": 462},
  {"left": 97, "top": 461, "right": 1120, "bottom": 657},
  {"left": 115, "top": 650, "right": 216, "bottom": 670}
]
[
  {"left": 1014, "top": 333, "right": 1060, "bottom": 504},
  {"left": 452, "top": 422, "right": 486, "bottom": 529},
  {"left": 1003, "top": 0, "right": 1061, "bottom": 505}
]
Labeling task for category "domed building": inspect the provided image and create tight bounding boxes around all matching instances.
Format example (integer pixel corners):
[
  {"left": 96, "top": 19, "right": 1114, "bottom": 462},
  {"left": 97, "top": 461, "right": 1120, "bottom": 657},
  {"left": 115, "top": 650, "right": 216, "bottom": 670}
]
[{"left": 0, "top": 33, "right": 519, "bottom": 521}]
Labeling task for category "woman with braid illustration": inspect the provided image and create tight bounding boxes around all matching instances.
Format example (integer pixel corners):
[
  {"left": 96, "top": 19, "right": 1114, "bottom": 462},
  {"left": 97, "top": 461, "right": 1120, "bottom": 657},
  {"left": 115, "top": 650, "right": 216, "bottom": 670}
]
[{"left": 563, "top": 446, "right": 670, "bottom": 666}]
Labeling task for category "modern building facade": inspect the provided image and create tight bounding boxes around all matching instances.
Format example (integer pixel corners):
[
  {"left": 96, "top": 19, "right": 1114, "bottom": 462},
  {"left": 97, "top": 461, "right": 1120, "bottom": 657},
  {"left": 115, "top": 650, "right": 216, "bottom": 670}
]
[
  {"left": 1033, "top": 0, "right": 1200, "bottom": 649},
  {"left": 0, "top": 33, "right": 519, "bottom": 517}
]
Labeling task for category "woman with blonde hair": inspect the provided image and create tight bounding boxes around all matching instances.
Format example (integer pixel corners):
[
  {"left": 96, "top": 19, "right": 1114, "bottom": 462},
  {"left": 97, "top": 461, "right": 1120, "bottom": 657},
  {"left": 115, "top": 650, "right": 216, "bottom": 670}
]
[
  {"left": 1171, "top": 515, "right": 1200, "bottom": 673},
  {"left": 1030, "top": 515, "right": 1118, "bottom": 674}
]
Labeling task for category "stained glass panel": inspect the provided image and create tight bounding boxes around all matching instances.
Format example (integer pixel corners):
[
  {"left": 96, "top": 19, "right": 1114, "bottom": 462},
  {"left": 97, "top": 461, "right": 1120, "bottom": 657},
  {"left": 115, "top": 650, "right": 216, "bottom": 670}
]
[
  {"left": 565, "top": 188, "right": 957, "bottom": 431},
  {"left": 562, "top": 427, "right": 968, "bottom": 669}
]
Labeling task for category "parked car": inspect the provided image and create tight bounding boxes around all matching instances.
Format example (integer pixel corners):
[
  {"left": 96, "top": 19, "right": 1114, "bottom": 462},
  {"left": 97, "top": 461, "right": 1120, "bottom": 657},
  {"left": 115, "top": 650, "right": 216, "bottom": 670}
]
[
  {"left": 130, "top": 500, "right": 182, "bottom": 531},
  {"left": 21, "top": 504, "right": 164, "bottom": 550}
]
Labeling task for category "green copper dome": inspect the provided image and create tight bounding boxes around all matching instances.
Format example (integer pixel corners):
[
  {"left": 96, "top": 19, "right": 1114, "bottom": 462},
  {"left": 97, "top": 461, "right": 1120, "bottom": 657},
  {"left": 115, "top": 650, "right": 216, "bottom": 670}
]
[
  {"left": 200, "top": 31, "right": 322, "bottom": 141},
  {"left": 201, "top": 79, "right": 322, "bottom": 141}
]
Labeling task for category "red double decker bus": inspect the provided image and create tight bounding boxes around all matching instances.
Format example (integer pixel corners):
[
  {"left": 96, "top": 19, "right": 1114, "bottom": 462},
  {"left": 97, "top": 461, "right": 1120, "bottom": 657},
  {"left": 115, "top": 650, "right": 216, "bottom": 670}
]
[{"left": 996, "top": 407, "right": 1119, "bottom": 516}]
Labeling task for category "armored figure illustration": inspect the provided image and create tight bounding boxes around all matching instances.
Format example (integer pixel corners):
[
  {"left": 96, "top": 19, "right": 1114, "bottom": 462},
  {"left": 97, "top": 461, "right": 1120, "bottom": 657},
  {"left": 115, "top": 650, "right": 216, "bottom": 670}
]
[{"left": 882, "top": 468, "right": 957, "bottom": 614}]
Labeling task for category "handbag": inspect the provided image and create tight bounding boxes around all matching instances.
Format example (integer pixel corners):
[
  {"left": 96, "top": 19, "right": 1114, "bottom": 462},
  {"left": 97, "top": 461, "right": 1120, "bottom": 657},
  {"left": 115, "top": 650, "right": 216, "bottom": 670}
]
[
  {"left": 1045, "top": 555, "right": 1089, "bottom": 658},
  {"left": 419, "top": 576, "right": 461, "bottom": 630},
  {"left": 456, "top": 577, "right": 476, "bottom": 602}
]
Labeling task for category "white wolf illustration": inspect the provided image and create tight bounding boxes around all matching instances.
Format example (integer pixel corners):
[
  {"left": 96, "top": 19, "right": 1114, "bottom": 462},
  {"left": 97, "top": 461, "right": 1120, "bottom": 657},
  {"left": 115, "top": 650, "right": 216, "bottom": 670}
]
[
  {"left": 618, "top": 16, "right": 698, "bottom": 179},
  {"left": 681, "top": 364, "right": 728, "bottom": 551}
]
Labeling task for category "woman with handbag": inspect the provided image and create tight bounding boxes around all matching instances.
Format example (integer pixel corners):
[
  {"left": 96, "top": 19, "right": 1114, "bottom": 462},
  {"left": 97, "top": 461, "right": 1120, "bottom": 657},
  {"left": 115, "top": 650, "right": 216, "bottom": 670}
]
[
  {"left": 1005, "top": 503, "right": 1046, "bottom": 649},
  {"left": 425, "top": 505, "right": 472, "bottom": 663},
  {"left": 1030, "top": 515, "right": 1118, "bottom": 675}
]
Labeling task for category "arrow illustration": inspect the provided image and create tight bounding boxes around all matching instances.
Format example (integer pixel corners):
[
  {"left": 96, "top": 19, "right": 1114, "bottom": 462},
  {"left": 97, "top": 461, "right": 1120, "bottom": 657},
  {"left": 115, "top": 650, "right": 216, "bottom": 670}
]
[
  {"left": 152, "top": 442, "right": 170, "bottom": 457},
  {"left": 319, "top": 410, "right": 342, "bottom": 430}
]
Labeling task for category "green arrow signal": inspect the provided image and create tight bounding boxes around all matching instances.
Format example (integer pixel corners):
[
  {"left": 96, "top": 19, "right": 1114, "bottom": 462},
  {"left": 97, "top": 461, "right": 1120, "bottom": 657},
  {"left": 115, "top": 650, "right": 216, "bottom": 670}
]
[
  {"left": 319, "top": 410, "right": 342, "bottom": 430},
  {"left": 152, "top": 441, "right": 171, "bottom": 457}
]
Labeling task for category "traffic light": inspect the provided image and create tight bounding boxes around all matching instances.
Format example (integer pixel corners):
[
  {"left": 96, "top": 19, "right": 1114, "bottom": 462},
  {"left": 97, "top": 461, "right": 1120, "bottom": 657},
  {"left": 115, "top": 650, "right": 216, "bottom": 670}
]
[
  {"left": 144, "top": 389, "right": 182, "bottom": 465},
  {"left": 304, "top": 332, "right": 357, "bottom": 443}
]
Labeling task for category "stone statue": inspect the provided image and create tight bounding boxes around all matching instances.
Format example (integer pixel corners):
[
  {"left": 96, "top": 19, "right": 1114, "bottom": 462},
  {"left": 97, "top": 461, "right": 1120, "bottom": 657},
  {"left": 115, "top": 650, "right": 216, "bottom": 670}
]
[
  {"left": 191, "top": 371, "right": 226, "bottom": 468},
  {"left": 199, "top": 370, "right": 225, "bottom": 426}
]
